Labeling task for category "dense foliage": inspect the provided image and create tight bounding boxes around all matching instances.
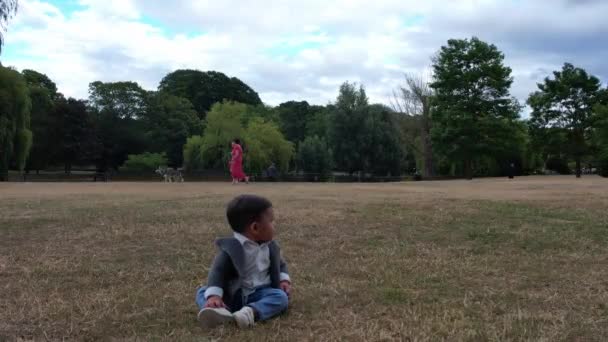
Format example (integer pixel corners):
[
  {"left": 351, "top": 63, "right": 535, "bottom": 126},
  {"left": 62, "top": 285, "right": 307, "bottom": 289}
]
[{"left": 2, "top": 36, "right": 607, "bottom": 180}]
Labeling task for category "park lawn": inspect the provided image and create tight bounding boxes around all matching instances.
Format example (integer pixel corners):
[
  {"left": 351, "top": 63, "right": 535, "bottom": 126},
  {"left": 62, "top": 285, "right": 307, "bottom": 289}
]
[{"left": 1, "top": 177, "right": 607, "bottom": 341}]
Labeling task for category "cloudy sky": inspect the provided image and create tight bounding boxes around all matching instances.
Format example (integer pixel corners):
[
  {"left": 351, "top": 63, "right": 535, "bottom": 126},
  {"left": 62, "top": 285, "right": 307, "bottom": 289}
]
[{"left": 2, "top": 0, "right": 607, "bottom": 109}]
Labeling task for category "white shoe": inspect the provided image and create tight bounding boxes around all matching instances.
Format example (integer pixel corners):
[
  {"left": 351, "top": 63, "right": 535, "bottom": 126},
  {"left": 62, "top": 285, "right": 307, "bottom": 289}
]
[
  {"left": 233, "top": 306, "right": 255, "bottom": 328},
  {"left": 197, "top": 308, "right": 234, "bottom": 329}
]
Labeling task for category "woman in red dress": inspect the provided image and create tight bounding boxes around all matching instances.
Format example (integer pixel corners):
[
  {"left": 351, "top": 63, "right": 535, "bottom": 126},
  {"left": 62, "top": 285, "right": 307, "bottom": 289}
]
[{"left": 229, "top": 139, "right": 249, "bottom": 184}]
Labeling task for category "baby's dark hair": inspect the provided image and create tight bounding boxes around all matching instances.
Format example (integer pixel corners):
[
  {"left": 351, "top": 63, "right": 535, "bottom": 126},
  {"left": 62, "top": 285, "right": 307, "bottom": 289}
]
[{"left": 226, "top": 194, "right": 272, "bottom": 233}]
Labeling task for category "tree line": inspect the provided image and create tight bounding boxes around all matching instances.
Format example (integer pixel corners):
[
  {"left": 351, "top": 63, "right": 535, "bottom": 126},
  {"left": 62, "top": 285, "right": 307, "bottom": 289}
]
[{"left": 1, "top": 36, "right": 608, "bottom": 181}]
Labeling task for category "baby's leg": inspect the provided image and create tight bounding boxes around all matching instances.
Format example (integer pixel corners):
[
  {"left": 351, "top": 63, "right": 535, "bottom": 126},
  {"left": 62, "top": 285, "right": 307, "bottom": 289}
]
[
  {"left": 195, "top": 286, "right": 208, "bottom": 310},
  {"left": 195, "top": 286, "right": 234, "bottom": 329},
  {"left": 245, "top": 287, "right": 289, "bottom": 321}
]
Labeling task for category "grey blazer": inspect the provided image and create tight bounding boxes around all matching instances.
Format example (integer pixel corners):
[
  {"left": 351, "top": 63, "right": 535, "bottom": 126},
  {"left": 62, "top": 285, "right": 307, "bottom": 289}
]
[{"left": 204, "top": 237, "right": 289, "bottom": 309}]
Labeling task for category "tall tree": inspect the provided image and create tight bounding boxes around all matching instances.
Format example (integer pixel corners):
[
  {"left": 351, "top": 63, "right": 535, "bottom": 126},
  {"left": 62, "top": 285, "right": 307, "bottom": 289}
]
[
  {"left": 54, "top": 98, "right": 96, "bottom": 174},
  {"left": 430, "top": 37, "right": 520, "bottom": 179},
  {"left": 594, "top": 103, "right": 608, "bottom": 176},
  {"left": 25, "top": 86, "right": 55, "bottom": 172},
  {"left": 22, "top": 69, "right": 58, "bottom": 173},
  {"left": 144, "top": 93, "right": 202, "bottom": 166},
  {"left": 528, "top": 63, "right": 604, "bottom": 178},
  {"left": 88, "top": 81, "right": 148, "bottom": 119},
  {"left": 297, "top": 135, "right": 333, "bottom": 178},
  {"left": 183, "top": 135, "right": 205, "bottom": 171},
  {"left": 305, "top": 105, "right": 331, "bottom": 139},
  {"left": 240, "top": 104, "right": 279, "bottom": 126},
  {"left": 199, "top": 101, "right": 246, "bottom": 169},
  {"left": 328, "top": 82, "right": 369, "bottom": 174},
  {"left": 0, "top": 0, "right": 17, "bottom": 54},
  {"left": 244, "top": 118, "right": 294, "bottom": 173},
  {"left": 528, "top": 123, "right": 569, "bottom": 172},
  {"left": 158, "top": 70, "right": 261, "bottom": 119},
  {"left": 22, "top": 69, "right": 58, "bottom": 99},
  {"left": 276, "top": 101, "right": 313, "bottom": 144},
  {"left": 361, "top": 104, "right": 404, "bottom": 176},
  {"left": 392, "top": 74, "right": 435, "bottom": 177},
  {"left": 88, "top": 81, "right": 150, "bottom": 171},
  {"left": 0, "top": 65, "right": 31, "bottom": 180}
]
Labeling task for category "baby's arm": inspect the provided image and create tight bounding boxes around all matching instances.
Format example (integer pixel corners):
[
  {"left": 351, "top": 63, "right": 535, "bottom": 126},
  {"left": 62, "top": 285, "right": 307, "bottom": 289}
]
[
  {"left": 279, "top": 254, "right": 292, "bottom": 296},
  {"left": 204, "top": 251, "right": 230, "bottom": 308},
  {"left": 279, "top": 256, "right": 290, "bottom": 282}
]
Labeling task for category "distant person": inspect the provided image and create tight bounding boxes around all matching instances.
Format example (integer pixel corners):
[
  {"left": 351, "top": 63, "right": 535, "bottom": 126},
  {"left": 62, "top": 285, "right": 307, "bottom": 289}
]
[
  {"left": 229, "top": 139, "right": 249, "bottom": 184},
  {"left": 508, "top": 163, "right": 515, "bottom": 179},
  {"left": 267, "top": 162, "right": 278, "bottom": 181},
  {"left": 195, "top": 195, "right": 291, "bottom": 329}
]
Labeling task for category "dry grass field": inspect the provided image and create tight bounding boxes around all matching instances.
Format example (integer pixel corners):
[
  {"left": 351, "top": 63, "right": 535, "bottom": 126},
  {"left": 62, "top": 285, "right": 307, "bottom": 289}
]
[{"left": 1, "top": 176, "right": 607, "bottom": 341}]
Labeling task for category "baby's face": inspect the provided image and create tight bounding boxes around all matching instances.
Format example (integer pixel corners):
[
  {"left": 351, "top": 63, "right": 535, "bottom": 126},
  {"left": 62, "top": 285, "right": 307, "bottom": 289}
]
[{"left": 250, "top": 207, "right": 275, "bottom": 242}]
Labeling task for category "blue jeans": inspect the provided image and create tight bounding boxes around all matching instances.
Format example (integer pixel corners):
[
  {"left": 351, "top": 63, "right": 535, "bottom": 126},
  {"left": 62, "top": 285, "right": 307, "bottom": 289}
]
[{"left": 196, "top": 286, "right": 289, "bottom": 321}]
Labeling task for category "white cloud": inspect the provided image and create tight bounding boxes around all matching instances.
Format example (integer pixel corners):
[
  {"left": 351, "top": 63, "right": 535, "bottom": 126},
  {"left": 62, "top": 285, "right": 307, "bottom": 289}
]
[{"left": 2, "top": 0, "right": 607, "bottom": 110}]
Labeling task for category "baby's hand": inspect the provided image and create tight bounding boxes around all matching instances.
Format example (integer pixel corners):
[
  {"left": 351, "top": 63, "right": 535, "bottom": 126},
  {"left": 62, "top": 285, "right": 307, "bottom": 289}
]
[
  {"left": 205, "top": 295, "right": 227, "bottom": 309},
  {"left": 280, "top": 280, "right": 292, "bottom": 297}
]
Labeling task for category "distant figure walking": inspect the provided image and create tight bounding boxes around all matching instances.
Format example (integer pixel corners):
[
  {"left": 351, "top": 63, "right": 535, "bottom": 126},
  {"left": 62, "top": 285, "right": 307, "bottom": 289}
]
[
  {"left": 508, "top": 163, "right": 515, "bottom": 179},
  {"left": 230, "top": 139, "right": 249, "bottom": 184},
  {"left": 267, "top": 162, "right": 278, "bottom": 181}
]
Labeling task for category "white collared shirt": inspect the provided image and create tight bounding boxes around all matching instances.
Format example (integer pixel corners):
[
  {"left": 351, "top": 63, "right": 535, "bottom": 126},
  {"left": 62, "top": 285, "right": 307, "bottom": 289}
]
[{"left": 205, "top": 233, "right": 290, "bottom": 299}]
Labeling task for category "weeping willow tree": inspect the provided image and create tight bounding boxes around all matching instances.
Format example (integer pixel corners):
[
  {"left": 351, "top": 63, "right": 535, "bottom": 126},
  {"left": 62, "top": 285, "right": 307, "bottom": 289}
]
[
  {"left": 1, "top": 0, "right": 18, "bottom": 54},
  {"left": 0, "top": 65, "right": 32, "bottom": 181}
]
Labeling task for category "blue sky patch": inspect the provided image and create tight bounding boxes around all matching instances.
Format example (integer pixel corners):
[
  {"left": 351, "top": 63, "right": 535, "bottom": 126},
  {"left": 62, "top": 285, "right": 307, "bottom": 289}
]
[
  {"left": 49, "top": 0, "right": 85, "bottom": 18},
  {"left": 403, "top": 14, "right": 424, "bottom": 27}
]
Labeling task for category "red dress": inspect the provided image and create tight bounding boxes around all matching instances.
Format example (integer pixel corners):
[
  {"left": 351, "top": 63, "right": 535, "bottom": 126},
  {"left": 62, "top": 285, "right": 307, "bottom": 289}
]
[{"left": 230, "top": 144, "right": 247, "bottom": 180}]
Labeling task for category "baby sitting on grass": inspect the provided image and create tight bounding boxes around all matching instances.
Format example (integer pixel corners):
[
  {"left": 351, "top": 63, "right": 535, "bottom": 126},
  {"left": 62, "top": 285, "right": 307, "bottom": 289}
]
[{"left": 195, "top": 194, "right": 292, "bottom": 329}]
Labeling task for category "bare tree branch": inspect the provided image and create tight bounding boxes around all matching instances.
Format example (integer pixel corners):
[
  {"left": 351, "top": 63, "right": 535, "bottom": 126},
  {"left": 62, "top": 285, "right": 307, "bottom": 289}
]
[
  {"left": 393, "top": 72, "right": 436, "bottom": 176},
  {"left": 0, "top": 0, "right": 18, "bottom": 54}
]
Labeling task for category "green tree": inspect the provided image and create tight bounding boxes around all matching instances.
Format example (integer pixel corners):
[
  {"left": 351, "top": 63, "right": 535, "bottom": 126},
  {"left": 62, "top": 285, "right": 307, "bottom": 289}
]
[
  {"left": 0, "top": 0, "right": 17, "bottom": 54},
  {"left": 361, "top": 104, "right": 404, "bottom": 176},
  {"left": 528, "top": 123, "right": 569, "bottom": 172},
  {"left": 241, "top": 104, "right": 278, "bottom": 125},
  {"left": 22, "top": 69, "right": 58, "bottom": 99},
  {"left": 88, "top": 81, "right": 150, "bottom": 171},
  {"left": 199, "top": 101, "right": 246, "bottom": 169},
  {"left": 328, "top": 82, "right": 369, "bottom": 174},
  {"left": 305, "top": 105, "right": 331, "bottom": 138},
  {"left": 144, "top": 93, "right": 202, "bottom": 166},
  {"left": 277, "top": 101, "right": 314, "bottom": 144},
  {"left": 297, "top": 135, "right": 333, "bottom": 179},
  {"left": 528, "top": 63, "right": 604, "bottom": 178},
  {"left": 183, "top": 135, "right": 205, "bottom": 171},
  {"left": 158, "top": 70, "right": 262, "bottom": 119},
  {"left": 244, "top": 118, "right": 294, "bottom": 173},
  {"left": 185, "top": 101, "right": 293, "bottom": 173},
  {"left": 0, "top": 65, "right": 31, "bottom": 180},
  {"left": 22, "top": 70, "right": 57, "bottom": 173},
  {"left": 593, "top": 104, "right": 608, "bottom": 177},
  {"left": 88, "top": 81, "right": 148, "bottom": 119},
  {"left": 392, "top": 74, "right": 435, "bottom": 177},
  {"left": 430, "top": 37, "right": 520, "bottom": 179},
  {"left": 55, "top": 98, "right": 96, "bottom": 174}
]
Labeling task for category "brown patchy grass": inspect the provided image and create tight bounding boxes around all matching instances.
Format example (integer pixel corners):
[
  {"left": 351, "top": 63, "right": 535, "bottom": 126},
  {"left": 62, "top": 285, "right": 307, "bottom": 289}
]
[{"left": 1, "top": 176, "right": 608, "bottom": 341}]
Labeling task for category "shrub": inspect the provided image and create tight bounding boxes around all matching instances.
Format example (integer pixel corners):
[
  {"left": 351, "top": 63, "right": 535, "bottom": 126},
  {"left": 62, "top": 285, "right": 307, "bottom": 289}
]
[{"left": 120, "top": 152, "right": 168, "bottom": 172}]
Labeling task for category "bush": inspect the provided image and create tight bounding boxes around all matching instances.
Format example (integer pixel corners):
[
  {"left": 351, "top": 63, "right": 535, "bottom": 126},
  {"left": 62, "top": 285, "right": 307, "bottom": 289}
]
[
  {"left": 297, "top": 135, "right": 333, "bottom": 180},
  {"left": 120, "top": 152, "right": 168, "bottom": 172},
  {"left": 546, "top": 157, "right": 571, "bottom": 175}
]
